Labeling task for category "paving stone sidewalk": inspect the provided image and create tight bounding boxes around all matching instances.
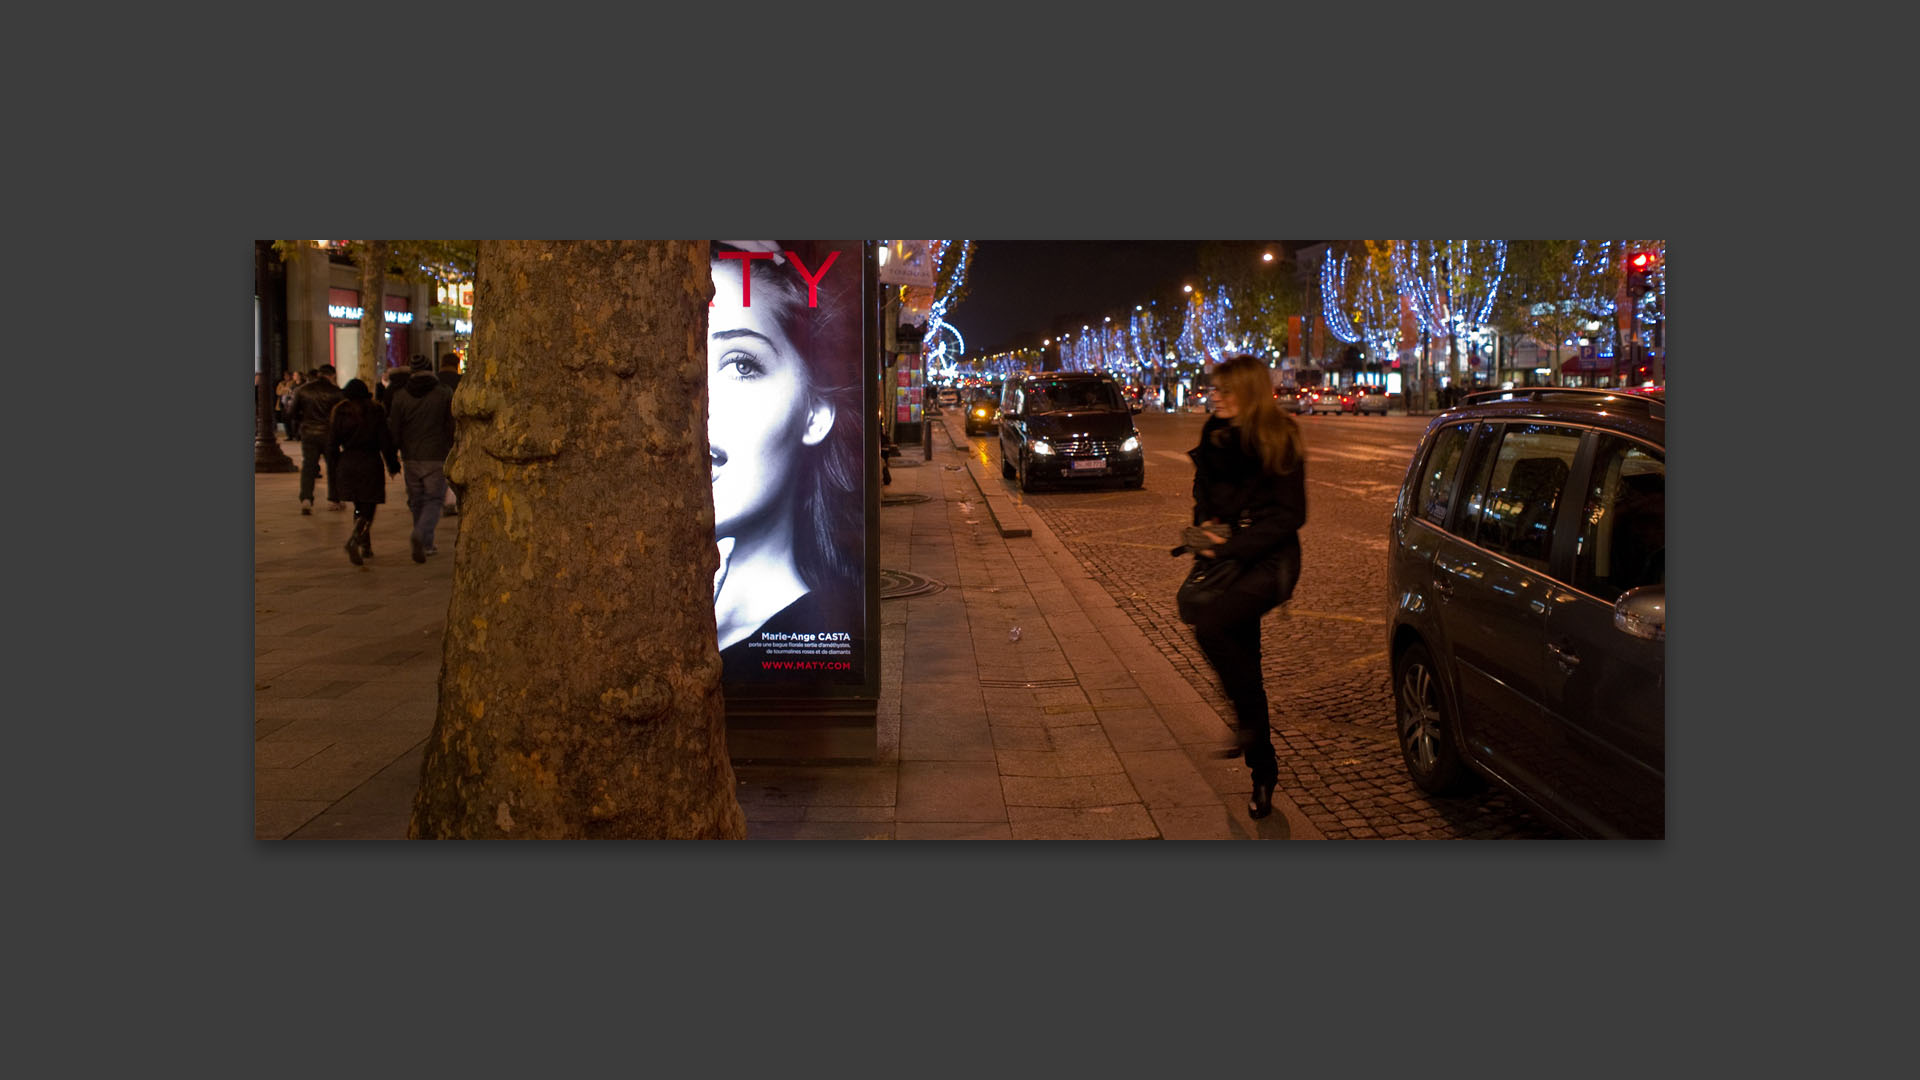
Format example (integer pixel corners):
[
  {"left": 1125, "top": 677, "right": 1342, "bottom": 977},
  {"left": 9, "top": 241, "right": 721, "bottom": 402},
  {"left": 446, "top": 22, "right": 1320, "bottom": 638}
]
[{"left": 254, "top": 429, "right": 1316, "bottom": 840}]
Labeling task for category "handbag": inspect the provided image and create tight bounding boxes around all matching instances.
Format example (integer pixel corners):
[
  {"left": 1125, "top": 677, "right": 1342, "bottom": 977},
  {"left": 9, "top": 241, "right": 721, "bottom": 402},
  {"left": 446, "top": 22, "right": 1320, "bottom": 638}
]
[
  {"left": 1176, "top": 510, "right": 1252, "bottom": 624},
  {"left": 1177, "top": 554, "right": 1245, "bottom": 625},
  {"left": 1174, "top": 510, "right": 1301, "bottom": 625}
]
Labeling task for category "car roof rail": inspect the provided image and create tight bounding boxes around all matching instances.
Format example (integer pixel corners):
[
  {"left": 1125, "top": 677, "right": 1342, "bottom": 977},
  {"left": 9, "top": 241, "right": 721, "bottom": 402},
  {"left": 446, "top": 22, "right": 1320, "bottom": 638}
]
[{"left": 1461, "top": 386, "right": 1663, "bottom": 417}]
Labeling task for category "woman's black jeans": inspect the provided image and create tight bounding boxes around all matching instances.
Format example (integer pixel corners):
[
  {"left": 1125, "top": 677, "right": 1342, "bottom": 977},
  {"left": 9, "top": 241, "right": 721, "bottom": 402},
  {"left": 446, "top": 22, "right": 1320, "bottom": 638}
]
[{"left": 1191, "top": 588, "right": 1278, "bottom": 788}]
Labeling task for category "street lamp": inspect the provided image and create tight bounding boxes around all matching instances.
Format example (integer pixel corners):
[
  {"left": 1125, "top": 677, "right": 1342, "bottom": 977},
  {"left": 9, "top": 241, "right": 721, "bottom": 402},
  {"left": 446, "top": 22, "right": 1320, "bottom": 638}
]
[
  {"left": 1182, "top": 284, "right": 1193, "bottom": 293},
  {"left": 1262, "top": 252, "right": 1274, "bottom": 262}
]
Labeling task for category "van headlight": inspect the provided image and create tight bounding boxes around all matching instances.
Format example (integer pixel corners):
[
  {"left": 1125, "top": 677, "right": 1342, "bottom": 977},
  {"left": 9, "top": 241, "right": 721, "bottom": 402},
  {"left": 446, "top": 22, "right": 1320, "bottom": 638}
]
[
  {"left": 1031, "top": 439, "right": 1054, "bottom": 456},
  {"left": 1120, "top": 435, "right": 1140, "bottom": 453}
]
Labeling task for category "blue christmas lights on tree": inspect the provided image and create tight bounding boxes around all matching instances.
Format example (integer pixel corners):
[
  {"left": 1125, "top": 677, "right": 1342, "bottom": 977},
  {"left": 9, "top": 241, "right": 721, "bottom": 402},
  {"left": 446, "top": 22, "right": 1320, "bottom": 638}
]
[
  {"left": 1355, "top": 246, "right": 1402, "bottom": 370},
  {"left": 1321, "top": 252, "right": 1363, "bottom": 345}
]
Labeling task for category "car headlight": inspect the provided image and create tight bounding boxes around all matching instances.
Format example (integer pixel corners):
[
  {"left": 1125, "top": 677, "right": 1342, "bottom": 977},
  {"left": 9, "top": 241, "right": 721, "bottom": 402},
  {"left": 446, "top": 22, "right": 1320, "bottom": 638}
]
[
  {"left": 1120, "top": 435, "right": 1140, "bottom": 453},
  {"left": 1031, "top": 439, "right": 1054, "bottom": 456},
  {"left": 974, "top": 407, "right": 988, "bottom": 417}
]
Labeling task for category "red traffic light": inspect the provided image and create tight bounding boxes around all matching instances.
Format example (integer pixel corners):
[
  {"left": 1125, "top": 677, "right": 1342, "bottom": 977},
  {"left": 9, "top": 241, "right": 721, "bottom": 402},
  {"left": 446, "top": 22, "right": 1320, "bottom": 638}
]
[{"left": 1630, "top": 252, "right": 1650, "bottom": 269}]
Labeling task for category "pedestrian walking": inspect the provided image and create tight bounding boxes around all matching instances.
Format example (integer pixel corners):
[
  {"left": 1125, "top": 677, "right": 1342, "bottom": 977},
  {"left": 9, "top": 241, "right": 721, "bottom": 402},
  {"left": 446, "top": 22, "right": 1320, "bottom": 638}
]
[
  {"left": 274, "top": 374, "right": 296, "bottom": 440},
  {"left": 328, "top": 378, "right": 401, "bottom": 566},
  {"left": 388, "top": 356, "right": 455, "bottom": 563},
  {"left": 436, "top": 352, "right": 462, "bottom": 394},
  {"left": 291, "top": 364, "right": 347, "bottom": 513},
  {"left": 437, "top": 354, "right": 462, "bottom": 517},
  {"left": 377, "top": 365, "right": 408, "bottom": 411},
  {"left": 1183, "top": 353, "right": 1307, "bottom": 821}
]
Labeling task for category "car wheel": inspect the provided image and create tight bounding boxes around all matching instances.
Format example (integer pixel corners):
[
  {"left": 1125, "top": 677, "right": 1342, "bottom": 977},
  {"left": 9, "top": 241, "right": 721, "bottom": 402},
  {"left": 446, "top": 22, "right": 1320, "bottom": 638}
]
[
  {"left": 1017, "top": 452, "right": 1036, "bottom": 493},
  {"left": 1001, "top": 447, "right": 1016, "bottom": 479},
  {"left": 1125, "top": 471, "right": 1144, "bottom": 490},
  {"left": 1392, "top": 642, "right": 1481, "bottom": 796}
]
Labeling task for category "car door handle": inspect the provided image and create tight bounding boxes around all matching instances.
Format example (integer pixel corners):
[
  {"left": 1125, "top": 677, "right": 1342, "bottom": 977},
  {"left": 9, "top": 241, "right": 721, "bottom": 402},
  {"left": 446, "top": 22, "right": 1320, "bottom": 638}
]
[{"left": 1547, "top": 642, "right": 1581, "bottom": 669}]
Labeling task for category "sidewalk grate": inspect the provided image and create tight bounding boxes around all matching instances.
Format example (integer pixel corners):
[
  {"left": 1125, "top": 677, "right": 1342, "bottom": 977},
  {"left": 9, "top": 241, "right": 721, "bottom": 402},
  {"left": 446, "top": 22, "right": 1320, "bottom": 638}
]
[
  {"left": 879, "top": 568, "right": 946, "bottom": 600},
  {"left": 977, "top": 677, "right": 1080, "bottom": 689},
  {"left": 881, "top": 493, "right": 931, "bottom": 506}
]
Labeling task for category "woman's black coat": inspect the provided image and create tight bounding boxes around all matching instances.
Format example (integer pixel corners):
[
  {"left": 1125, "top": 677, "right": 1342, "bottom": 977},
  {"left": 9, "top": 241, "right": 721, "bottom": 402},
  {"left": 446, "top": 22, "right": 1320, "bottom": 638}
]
[
  {"left": 327, "top": 399, "right": 400, "bottom": 504},
  {"left": 1188, "top": 413, "right": 1307, "bottom": 603}
]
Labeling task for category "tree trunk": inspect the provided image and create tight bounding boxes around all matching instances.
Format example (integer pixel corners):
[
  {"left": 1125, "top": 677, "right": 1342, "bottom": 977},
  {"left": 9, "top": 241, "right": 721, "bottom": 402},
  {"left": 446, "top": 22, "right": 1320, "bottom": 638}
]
[
  {"left": 410, "top": 241, "right": 745, "bottom": 839},
  {"left": 359, "top": 241, "right": 389, "bottom": 386}
]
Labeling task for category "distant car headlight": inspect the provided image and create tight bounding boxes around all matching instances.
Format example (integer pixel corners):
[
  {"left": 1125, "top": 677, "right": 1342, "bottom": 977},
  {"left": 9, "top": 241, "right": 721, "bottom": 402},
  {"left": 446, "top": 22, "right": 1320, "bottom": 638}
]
[
  {"left": 974, "top": 407, "right": 988, "bottom": 417},
  {"left": 1120, "top": 435, "right": 1140, "bottom": 453},
  {"left": 1031, "top": 439, "right": 1055, "bottom": 456}
]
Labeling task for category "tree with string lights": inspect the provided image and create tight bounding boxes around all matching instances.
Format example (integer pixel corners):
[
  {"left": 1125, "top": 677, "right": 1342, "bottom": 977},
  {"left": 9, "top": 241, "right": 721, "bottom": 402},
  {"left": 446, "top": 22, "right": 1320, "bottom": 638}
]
[
  {"left": 1395, "top": 240, "right": 1508, "bottom": 399},
  {"left": 1493, "top": 240, "right": 1624, "bottom": 387}
]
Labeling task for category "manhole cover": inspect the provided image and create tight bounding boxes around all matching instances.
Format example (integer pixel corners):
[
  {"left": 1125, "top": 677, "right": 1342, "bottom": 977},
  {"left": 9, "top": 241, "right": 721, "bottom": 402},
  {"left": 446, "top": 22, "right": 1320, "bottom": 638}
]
[
  {"left": 882, "top": 493, "right": 931, "bottom": 506},
  {"left": 879, "top": 569, "right": 946, "bottom": 600}
]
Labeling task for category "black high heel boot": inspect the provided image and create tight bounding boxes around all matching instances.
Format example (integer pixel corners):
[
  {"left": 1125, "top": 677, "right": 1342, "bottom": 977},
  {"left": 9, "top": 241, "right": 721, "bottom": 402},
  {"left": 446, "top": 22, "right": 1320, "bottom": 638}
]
[
  {"left": 1249, "top": 781, "right": 1274, "bottom": 820},
  {"left": 346, "top": 520, "right": 366, "bottom": 566}
]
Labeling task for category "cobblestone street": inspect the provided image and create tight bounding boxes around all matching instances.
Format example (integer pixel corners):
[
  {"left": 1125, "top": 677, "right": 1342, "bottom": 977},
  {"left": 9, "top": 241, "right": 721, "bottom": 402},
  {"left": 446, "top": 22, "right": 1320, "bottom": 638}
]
[{"left": 960, "top": 408, "right": 1559, "bottom": 838}]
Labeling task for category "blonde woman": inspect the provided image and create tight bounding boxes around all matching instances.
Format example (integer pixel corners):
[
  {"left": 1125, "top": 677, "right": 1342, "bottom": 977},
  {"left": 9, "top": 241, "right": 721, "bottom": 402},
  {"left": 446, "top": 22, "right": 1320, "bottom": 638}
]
[{"left": 1186, "top": 354, "right": 1307, "bottom": 820}]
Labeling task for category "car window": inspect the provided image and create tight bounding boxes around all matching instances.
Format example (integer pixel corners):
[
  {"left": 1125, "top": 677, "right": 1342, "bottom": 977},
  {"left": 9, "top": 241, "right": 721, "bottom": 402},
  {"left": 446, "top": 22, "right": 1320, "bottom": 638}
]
[
  {"left": 1458, "top": 423, "right": 1584, "bottom": 573},
  {"left": 1416, "top": 423, "right": 1474, "bottom": 527},
  {"left": 1571, "top": 435, "right": 1665, "bottom": 602},
  {"left": 1026, "top": 380, "right": 1123, "bottom": 413}
]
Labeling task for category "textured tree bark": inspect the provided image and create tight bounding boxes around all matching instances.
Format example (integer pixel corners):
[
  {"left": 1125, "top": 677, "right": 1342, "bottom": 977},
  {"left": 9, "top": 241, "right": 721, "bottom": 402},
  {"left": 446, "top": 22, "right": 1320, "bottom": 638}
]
[
  {"left": 359, "top": 241, "right": 389, "bottom": 383},
  {"left": 410, "top": 241, "right": 745, "bottom": 839}
]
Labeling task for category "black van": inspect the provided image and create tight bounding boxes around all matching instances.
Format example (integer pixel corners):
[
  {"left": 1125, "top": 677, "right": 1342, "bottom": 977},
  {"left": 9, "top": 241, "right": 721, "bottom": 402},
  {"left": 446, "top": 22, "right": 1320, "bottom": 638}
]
[
  {"left": 997, "top": 372, "right": 1145, "bottom": 492},
  {"left": 1388, "top": 387, "right": 1665, "bottom": 838}
]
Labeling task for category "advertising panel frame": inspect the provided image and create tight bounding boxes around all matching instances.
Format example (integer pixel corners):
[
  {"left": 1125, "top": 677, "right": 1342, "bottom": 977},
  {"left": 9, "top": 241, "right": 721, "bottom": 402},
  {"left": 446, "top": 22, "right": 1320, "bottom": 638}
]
[{"left": 720, "top": 241, "right": 881, "bottom": 763}]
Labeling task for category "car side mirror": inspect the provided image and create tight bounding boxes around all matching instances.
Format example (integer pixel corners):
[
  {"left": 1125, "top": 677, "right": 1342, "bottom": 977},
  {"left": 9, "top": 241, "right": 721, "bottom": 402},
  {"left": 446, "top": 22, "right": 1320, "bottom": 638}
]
[
  {"left": 1613, "top": 585, "right": 1664, "bottom": 642},
  {"left": 1130, "top": 403, "right": 1142, "bottom": 414}
]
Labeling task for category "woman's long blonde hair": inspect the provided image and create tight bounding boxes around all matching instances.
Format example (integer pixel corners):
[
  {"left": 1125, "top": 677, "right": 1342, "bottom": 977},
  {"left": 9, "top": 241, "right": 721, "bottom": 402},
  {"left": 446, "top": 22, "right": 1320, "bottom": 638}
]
[{"left": 1213, "top": 354, "right": 1305, "bottom": 476}]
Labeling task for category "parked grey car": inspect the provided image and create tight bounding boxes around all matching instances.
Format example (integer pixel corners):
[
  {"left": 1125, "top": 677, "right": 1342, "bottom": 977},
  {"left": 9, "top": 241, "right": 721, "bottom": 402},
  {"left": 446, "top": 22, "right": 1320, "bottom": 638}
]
[{"left": 1387, "top": 387, "right": 1665, "bottom": 838}]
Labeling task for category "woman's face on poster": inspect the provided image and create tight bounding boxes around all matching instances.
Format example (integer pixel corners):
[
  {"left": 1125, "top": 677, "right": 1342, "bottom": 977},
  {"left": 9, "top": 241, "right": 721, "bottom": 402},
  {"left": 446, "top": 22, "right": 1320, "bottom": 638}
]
[{"left": 708, "top": 260, "right": 834, "bottom": 542}]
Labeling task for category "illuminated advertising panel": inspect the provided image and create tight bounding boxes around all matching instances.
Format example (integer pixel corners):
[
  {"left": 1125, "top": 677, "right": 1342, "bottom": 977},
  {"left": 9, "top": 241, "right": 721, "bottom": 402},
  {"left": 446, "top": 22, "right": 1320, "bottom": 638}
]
[{"left": 706, "top": 241, "right": 876, "bottom": 711}]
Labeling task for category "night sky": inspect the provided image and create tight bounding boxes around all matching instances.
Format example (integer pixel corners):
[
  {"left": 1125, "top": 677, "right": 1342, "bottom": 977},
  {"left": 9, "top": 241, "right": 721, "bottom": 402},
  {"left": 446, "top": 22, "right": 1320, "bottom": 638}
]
[{"left": 953, "top": 241, "right": 1320, "bottom": 355}]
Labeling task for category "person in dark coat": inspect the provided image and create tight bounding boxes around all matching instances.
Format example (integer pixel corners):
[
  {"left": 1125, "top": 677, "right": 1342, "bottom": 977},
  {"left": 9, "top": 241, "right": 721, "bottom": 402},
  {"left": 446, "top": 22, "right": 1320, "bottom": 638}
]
[
  {"left": 388, "top": 356, "right": 456, "bottom": 562},
  {"left": 437, "top": 353, "right": 463, "bottom": 517},
  {"left": 376, "top": 365, "right": 408, "bottom": 410},
  {"left": 437, "top": 353, "right": 462, "bottom": 394},
  {"left": 1185, "top": 354, "right": 1308, "bottom": 821},
  {"left": 327, "top": 378, "right": 401, "bottom": 566},
  {"left": 291, "top": 365, "right": 347, "bottom": 513}
]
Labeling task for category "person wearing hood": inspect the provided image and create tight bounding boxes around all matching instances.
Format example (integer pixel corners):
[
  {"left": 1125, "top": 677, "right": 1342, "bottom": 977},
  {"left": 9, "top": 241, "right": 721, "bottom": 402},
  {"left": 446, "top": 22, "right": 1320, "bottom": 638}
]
[
  {"left": 328, "top": 379, "right": 401, "bottom": 566},
  {"left": 387, "top": 355, "right": 456, "bottom": 563}
]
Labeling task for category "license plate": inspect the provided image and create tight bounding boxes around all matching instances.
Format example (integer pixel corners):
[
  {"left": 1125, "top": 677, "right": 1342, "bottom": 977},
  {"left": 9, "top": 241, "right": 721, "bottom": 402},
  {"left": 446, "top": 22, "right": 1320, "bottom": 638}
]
[{"left": 1070, "top": 459, "right": 1106, "bottom": 471}]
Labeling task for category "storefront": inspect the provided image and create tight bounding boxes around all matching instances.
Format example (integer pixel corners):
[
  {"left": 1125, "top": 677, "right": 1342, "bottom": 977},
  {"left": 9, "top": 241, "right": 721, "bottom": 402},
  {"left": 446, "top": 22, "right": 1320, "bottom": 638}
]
[
  {"left": 325, "top": 288, "right": 414, "bottom": 386},
  {"left": 280, "top": 244, "right": 435, "bottom": 384},
  {"left": 426, "top": 280, "right": 474, "bottom": 374}
]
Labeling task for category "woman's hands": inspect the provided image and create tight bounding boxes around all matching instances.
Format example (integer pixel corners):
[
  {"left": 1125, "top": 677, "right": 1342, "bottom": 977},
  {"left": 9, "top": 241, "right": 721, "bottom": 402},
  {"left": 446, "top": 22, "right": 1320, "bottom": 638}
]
[{"left": 1197, "top": 520, "right": 1228, "bottom": 559}]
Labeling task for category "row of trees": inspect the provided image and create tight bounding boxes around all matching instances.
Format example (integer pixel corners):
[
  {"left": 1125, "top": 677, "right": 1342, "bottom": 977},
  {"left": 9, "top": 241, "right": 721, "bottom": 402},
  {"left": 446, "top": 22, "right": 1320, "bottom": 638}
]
[
  {"left": 1036, "top": 240, "right": 1664, "bottom": 406},
  {"left": 1294, "top": 239, "right": 1664, "bottom": 401}
]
